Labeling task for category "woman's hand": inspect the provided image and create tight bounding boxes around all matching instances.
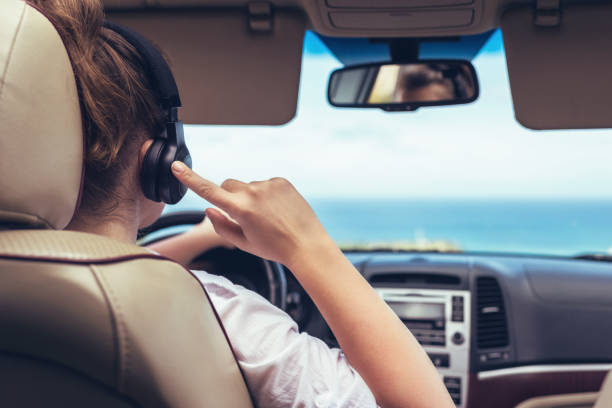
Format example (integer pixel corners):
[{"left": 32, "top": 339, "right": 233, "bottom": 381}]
[{"left": 171, "top": 162, "right": 332, "bottom": 267}]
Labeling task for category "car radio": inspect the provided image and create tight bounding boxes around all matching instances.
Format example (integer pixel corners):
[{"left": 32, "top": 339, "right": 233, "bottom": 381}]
[{"left": 375, "top": 287, "right": 470, "bottom": 407}]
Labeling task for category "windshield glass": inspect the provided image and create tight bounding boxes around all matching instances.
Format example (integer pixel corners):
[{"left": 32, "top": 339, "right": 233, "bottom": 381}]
[{"left": 171, "top": 30, "right": 612, "bottom": 257}]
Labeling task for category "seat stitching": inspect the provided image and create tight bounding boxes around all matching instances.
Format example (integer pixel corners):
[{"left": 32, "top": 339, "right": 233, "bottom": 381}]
[
  {"left": 89, "top": 264, "right": 121, "bottom": 391},
  {"left": 0, "top": 209, "right": 53, "bottom": 229},
  {"left": 0, "top": 3, "right": 26, "bottom": 99},
  {"left": 92, "top": 264, "right": 129, "bottom": 393}
]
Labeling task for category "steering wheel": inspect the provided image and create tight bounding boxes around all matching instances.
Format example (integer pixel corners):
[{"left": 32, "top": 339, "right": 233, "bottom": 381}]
[{"left": 139, "top": 211, "right": 287, "bottom": 310}]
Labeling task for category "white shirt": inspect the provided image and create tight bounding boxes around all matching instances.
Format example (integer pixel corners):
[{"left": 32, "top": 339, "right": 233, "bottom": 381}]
[{"left": 192, "top": 270, "right": 378, "bottom": 408}]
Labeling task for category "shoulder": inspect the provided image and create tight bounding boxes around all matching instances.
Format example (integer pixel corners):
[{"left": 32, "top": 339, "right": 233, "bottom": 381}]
[
  {"left": 191, "top": 269, "right": 300, "bottom": 360},
  {"left": 190, "top": 270, "right": 377, "bottom": 408},
  {"left": 191, "top": 269, "right": 243, "bottom": 298},
  {"left": 190, "top": 269, "right": 290, "bottom": 322}
]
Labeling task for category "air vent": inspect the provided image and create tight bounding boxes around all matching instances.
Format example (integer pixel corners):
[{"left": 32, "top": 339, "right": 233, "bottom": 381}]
[
  {"left": 370, "top": 273, "right": 460, "bottom": 286},
  {"left": 476, "top": 277, "right": 509, "bottom": 349}
]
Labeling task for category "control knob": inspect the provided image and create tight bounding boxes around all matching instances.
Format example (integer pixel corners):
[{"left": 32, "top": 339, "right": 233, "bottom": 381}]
[{"left": 451, "top": 332, "right": 465, "bottom": 345}]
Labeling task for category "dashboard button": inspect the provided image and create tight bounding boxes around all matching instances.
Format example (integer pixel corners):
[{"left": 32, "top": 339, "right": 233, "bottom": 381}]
[
  {"left": 428, "top": 353, "right": 450, "bottom": 368},
  {"left": 487, "top": 351, "right": 508, "bottom": 361},
  {"left": 443, "top": 376, "right": 462, "bottom": 405},
  {"left": 452, "top": 311, "right": 464, "bottom": 322},
  {"left": 449, "top": 391, "right": 462, "bottom": 405},
  {"left": 452, "top": 296, "right": 464, "bottom": 321},
  {"left": 444, "top": 376, "right": 461, "bottom": 388}
]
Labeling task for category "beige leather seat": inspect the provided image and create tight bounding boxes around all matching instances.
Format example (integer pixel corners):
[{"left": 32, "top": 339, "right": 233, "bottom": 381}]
[
  {"left": 0, "top": 2, "right": 253, "bottom": 407},
  {"left": 595, "top": 370, "right": 612, "bottom": 408}
]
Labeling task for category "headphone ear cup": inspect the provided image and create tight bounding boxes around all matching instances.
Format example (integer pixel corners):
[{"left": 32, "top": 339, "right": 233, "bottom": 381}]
[
  {"left": 158, "top": 142, "right": 192, "bottom": 205},
  {"left": 140, "top": 139, "right": 166, "bottom": 202},
  {"left": 171, "top": 146, "right": 192, "bottom": 202}
]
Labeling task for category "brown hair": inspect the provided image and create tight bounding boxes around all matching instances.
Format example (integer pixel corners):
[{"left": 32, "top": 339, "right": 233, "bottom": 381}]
[{"left": 29, "top": 0, "right": 164, "bottom": 215}]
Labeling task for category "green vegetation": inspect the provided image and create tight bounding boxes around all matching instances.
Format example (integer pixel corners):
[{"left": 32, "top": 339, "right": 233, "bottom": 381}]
[{"left": 339, "top": 240, "right": 462, "bottom": 253}]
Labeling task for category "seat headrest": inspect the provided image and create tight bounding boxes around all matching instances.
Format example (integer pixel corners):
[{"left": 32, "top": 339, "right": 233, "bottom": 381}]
[{"left": 0, "top": 1, "right": 83, "bottom": 230}]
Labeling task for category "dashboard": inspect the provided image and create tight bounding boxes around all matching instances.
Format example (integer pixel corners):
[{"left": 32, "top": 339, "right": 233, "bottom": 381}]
[
  {"left": 195, "top": 249, "right": 612, "bottom": 408},
  {"left": 142, "top": 214, "right": 612, "bottom": 408}
]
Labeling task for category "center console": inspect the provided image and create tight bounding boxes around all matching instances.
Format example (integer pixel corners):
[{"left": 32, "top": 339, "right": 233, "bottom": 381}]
[{"left": 375, "top": 287, "right": 471, "bottom": 407}]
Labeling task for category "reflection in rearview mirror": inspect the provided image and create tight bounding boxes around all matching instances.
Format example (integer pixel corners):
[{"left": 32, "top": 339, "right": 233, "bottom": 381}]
[{"left": 328, "top": 61, "right": 478, "bottom": 111}]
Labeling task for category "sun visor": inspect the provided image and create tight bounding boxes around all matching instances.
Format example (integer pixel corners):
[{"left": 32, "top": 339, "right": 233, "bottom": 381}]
[
  {"left": 501, "top": 3, "right": 612, "bottom": 130},
  {"left": 106, "top": 9, "right": 305, "bottom": 125}
]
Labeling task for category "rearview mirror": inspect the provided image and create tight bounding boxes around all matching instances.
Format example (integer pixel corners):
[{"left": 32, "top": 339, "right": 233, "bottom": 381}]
[{"left": 328, "top": 60, "right": 479, "bottom": 111}]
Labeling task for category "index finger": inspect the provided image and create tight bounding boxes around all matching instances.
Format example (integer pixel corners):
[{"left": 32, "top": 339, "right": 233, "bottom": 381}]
[{"left": 171, "top": 161, "right": 236, "bottom": 211}]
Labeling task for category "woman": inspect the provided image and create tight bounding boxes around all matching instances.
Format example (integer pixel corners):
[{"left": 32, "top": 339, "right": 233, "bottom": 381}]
[{"left": 34, "top": 1, "right": 455, "bottom": 407}]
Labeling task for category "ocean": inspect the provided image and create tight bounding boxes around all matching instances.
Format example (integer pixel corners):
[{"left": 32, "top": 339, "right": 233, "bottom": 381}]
[{"left": 173, "top": 196, "right": 612, "bottom": 257}]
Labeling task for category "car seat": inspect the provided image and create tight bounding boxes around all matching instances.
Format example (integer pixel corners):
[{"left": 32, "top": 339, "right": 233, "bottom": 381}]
[{"left": 0, "top": 2, "right": 254, "bottom": 407}]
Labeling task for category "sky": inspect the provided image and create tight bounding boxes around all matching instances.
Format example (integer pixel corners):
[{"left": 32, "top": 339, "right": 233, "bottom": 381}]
[{"left": 177, "top": 30, "right": 612, "bottom": 209}]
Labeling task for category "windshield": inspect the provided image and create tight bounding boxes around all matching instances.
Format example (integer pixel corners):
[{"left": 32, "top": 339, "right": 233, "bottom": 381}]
[{"left": 171, "top": 30, "right": 612, "bottom": 257}]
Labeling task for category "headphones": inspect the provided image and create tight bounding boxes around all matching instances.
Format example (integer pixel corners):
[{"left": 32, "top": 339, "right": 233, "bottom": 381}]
[{"left": 103, "top": 21, "right": 192, "bottom": 205}]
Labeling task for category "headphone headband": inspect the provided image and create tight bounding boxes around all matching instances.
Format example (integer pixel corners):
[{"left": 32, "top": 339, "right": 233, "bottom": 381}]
[
  {"left": 103, "top": 20, "right": 192, "bottom": 205},
  {"left": 103, "top": 21, "right": 181, "bottom": 110}
]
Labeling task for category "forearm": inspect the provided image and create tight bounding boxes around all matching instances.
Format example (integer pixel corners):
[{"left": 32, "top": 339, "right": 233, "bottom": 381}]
[
  {"left": 147, "top": 231, "right": 217, "bottom": 265},
  {"left": 167, "top": 165, "right": 454, "bottom": 407},
  {"left": 286, "top": 236, "right": 455, "bottom": 408}
]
